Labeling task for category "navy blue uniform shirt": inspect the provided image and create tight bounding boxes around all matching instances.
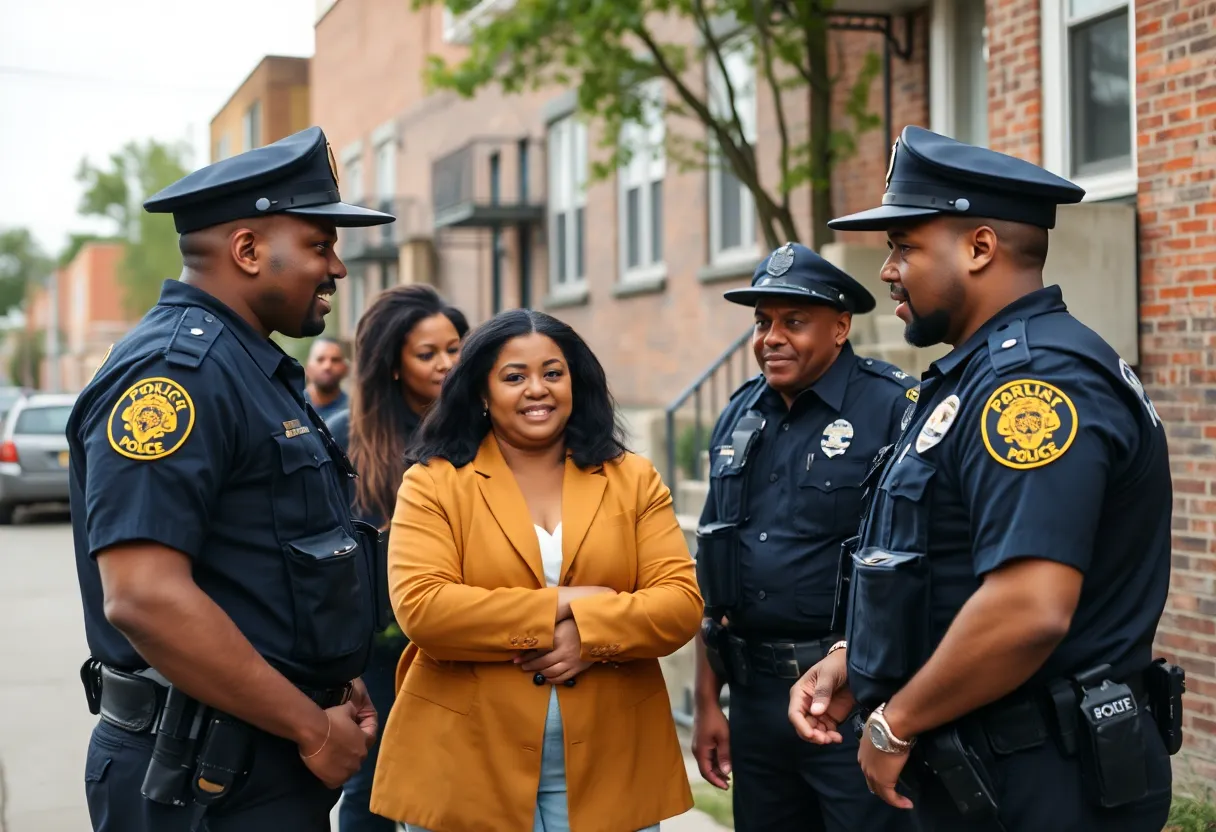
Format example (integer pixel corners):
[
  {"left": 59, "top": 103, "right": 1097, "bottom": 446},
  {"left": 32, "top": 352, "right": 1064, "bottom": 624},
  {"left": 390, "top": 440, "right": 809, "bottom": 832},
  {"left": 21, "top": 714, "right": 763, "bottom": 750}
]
[
  {"left": 847, "top": 286, "right": 1172, "bottom": 708},
  {"left": 698, "top": 341, "right": 918, "bottom": 639},
  {"left": 68, "top": 279, "right": 375, "bottom": 689}
]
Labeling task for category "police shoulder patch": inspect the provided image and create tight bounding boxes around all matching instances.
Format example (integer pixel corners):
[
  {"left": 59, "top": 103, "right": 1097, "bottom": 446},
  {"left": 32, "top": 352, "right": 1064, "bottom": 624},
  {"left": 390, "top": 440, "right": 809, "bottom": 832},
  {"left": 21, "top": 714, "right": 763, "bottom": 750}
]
[
  {"left": 981, "top": 378, "right": 1078, "bottom": 470},
  {"left": 107, "top": 377, "right": 196, "bottom": 461},
  {"left": 906, "top": 386, "right": 920, "bottom": 402}
]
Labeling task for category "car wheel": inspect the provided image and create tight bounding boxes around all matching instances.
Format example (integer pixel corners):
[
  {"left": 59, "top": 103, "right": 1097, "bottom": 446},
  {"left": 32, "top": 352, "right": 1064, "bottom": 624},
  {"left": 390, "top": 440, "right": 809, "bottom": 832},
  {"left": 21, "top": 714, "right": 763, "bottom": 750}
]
[{"left": 0, "top": 503, "right": 14, "bottom": 525}]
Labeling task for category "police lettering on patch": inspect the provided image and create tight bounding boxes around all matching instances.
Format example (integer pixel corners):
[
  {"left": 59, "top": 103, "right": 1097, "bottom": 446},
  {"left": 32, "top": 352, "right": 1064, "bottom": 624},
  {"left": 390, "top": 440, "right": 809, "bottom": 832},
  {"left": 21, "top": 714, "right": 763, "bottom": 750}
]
[
  {"left": 906, "top": 386, "right": 920, "bottom": 403},
  {"left": 107, "top": 377, "right": 195, "bottom": 461},
  {"left": 981, "top": 378, "right": 1078, "bottom": 470},
  {"left": 820, "top": 419, "right": 854, "bottom": 458}
]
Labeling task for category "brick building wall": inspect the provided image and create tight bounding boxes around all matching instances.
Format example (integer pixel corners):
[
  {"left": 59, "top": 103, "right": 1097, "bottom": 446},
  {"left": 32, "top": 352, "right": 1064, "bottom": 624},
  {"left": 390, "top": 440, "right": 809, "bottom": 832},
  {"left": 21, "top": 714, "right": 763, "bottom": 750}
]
[
  {"left": 210, "top": 55, "right": 311, "bottom": 162},
  {"left": 1135, "top": 0, "right": 1216, "bottom": 786}
]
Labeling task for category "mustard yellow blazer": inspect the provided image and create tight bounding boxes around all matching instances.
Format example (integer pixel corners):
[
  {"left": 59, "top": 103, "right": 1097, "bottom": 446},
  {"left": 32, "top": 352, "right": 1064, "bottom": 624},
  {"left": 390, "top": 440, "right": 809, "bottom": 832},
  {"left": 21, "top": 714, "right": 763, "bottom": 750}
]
[{"left": 368, "top": 435, "right": 703, "bottom": 832}]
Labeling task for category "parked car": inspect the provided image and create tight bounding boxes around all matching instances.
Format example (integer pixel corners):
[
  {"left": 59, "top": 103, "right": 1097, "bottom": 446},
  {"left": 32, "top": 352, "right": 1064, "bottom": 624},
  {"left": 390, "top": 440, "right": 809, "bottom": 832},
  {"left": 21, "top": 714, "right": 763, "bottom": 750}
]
[
  {"left": 0, "top": 392, "right": 77, "bottom": 524},
  {"left": 0, "top": 386, "right": 28, "bottom": 424}
]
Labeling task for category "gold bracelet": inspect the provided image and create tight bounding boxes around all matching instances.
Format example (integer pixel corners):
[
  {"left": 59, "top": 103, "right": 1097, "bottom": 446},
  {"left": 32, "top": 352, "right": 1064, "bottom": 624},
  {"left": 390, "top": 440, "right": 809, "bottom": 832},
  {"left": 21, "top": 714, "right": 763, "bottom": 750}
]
[
  {"left": 826, "top": 639, "right": 847, "bottom": 657},
  {"left": 299, "top": 712, "right": 332, "bottom": 760}
]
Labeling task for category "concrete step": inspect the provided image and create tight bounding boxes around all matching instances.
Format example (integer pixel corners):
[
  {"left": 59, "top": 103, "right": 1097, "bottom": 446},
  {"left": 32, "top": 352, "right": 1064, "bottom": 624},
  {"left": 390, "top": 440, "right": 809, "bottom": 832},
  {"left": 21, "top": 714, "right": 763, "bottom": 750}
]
[{"left": 676, "top": 479, "right": 710, "bottom": 519}]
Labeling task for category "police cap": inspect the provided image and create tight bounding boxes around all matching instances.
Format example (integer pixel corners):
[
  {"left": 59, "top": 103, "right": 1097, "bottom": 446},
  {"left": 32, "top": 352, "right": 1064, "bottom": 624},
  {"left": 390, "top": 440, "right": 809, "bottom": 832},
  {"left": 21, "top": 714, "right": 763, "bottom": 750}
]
[
  {"left": 828, "top": 125, "right": 1085, "bottom": 232},
  {"left": 723, "top": 242, "right": 876, "bottom": 314},
  {"left": 143, "top": 126, "right": 394, "bottom": 234}
]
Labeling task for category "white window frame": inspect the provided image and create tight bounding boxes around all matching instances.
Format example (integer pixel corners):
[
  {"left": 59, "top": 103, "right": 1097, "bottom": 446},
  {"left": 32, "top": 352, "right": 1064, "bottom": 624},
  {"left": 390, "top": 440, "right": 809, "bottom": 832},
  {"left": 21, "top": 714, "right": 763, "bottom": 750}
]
[
  {"left": 442, "top": 0, "right": 517, "bottom": 44},
  {"left": 242, "top": 100, "right": 261, "bottom": 151},
  {"left": 374, "top": 139, "right": 396, "bottom": 207},
  {"left": 618, "top": 79, "right": 666, "bottom": 283},
  {"left": 928, "top": 0, "right": 989, "bottom": 147},
  {"left": 215, "top": 134, "right": 231, "bottom": 162},
  {"left": 547, "top": 115, "right": 588, "bottom": 293},
  {"left": 707, "top": 39, "right": 759, "bottom": 268},
  {"left": 1041, "top": 0, "right": 1137, "bottom": 200}
]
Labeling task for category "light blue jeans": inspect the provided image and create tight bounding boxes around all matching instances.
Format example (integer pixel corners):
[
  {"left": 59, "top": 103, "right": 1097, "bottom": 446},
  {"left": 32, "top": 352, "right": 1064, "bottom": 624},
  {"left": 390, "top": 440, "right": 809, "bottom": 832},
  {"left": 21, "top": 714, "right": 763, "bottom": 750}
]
[{"left": 406, "top": 687, "right": 660, "bottom": 832}]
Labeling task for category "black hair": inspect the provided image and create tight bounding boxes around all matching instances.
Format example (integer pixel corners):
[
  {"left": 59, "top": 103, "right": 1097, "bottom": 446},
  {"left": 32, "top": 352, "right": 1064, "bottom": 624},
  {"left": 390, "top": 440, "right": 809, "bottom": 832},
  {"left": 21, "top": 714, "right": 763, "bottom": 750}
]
[
  {"left": 349, "top": 284, "right": 469, "bottom": 521},
  {"left": 407, "top": 309, "right": 629, "bottom": 469}
]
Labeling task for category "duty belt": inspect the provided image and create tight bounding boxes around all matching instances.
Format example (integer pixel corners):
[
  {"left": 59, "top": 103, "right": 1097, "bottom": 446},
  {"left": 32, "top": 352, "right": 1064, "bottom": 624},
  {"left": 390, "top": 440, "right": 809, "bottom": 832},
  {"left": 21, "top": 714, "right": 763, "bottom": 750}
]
[
  {"left": 737, "top": 635, "right": 838, "bottom": 680},
  {"left": 82, "top": 660, "right": 353, "bottom": 734}
]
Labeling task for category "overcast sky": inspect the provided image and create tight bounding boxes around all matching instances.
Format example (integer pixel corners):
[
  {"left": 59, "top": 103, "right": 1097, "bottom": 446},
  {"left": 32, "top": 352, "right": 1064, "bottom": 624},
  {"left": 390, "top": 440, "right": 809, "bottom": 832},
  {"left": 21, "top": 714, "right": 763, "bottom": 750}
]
[{"left": 0, "top": 0, "right": 317, "bottom": 257}]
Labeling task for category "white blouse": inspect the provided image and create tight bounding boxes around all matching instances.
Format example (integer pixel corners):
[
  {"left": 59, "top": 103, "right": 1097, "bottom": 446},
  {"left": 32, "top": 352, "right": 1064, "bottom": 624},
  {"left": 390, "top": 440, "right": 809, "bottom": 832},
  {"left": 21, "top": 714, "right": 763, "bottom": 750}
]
[{"left": 534, "top": 523, "right": 563, "bottom": 588}]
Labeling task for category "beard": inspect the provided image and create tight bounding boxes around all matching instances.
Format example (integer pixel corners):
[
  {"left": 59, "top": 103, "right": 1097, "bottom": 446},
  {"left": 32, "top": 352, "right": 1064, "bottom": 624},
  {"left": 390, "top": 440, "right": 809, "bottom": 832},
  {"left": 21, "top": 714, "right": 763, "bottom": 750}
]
[{"left": 903, "top": 301, "right": 953, "bottom": 347}]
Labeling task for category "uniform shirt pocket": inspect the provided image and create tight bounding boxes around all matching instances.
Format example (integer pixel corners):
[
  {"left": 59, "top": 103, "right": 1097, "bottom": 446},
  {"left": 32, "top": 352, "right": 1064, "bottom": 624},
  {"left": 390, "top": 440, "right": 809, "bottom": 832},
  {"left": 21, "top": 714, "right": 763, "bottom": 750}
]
[
  {"left": 272, "top": 432, "right": 333, "bottom": 539},
  {"left": 874, "top": 453, "right": 937, "bottom": 554},
  {"left": 795, "top": 453, "right": 869, "bottom": 538}
]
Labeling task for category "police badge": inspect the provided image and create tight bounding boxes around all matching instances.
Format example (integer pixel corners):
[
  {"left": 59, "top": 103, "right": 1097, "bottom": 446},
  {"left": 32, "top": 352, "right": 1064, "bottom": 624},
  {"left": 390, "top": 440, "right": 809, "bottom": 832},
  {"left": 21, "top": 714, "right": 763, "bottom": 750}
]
[
  {"left": 885, "top": 139, "right": 899, "bottom": 189},
  {"left": 327, "top": 142, "right": 340, "bottom": 186},
  {"left": 766, "top": 243, "right": 795, "bottom": 277}
]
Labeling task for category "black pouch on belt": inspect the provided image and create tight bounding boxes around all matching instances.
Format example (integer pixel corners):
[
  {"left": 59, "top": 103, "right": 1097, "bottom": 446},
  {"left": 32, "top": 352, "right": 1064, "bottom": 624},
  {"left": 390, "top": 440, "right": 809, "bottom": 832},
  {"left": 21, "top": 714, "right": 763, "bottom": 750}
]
[
  {"left": 1075, "top": 667, "right": 1149, "bottom": 809},
  {"left": 695, "top": 522, "right": 740, "bottom": 610},
  {"left": 187, "top": 713, "right": 255, "bottom": 832},
  {"left": 352, "top": 519, "right": 392, "bottom": 632}
]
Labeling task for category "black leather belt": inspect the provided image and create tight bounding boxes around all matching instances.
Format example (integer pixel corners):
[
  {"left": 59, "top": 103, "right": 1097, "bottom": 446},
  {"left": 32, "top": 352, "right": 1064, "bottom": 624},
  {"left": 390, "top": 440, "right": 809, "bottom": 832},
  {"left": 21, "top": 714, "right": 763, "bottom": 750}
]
[
  {"left": 741, "top": 635, "right": 837, "bottom": 680},
  {"left": 89, "top": 662, "right": 353, "bottom": 734}
]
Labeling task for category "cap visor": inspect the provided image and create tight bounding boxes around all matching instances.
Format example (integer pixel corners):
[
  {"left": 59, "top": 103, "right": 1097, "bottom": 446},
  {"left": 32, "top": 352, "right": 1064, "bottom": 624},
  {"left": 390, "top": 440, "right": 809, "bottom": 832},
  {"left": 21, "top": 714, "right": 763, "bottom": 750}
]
[
  {"left": 285, "top": 201, "right": 395, "bottom": 227},
  {"left": 827, "top": 204, "right": 940, "bottom": 232},
  {"left": 723, "top": 287, "right": 842, "bottom": 308}
]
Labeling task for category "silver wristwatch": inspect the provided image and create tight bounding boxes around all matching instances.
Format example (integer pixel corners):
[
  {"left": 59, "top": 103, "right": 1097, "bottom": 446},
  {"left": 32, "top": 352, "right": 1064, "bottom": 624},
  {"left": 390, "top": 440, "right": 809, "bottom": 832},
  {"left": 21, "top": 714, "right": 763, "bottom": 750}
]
[{"left": 864, "top": 703, "right": 916, "bottom": 754}]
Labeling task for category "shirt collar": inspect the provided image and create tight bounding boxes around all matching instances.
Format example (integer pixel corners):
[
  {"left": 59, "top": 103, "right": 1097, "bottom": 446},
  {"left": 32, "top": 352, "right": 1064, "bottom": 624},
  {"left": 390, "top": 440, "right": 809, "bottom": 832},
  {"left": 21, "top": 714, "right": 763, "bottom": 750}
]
[
  {"left": 156, "top": 279, "right": 290, "bottom": 379},
  {"left": 928, "top": 285, "right": 1067, "bottom": 378},
  {"left": 760, "top": 340, "right": 855, "bottom": 414}
]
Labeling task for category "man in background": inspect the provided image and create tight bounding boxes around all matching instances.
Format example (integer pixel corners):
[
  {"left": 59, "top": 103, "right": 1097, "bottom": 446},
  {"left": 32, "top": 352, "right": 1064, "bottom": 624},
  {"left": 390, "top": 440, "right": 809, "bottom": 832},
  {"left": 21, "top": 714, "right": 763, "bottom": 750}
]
[{"left": 305, "top": 337, "right": 349, "bottom": 421}]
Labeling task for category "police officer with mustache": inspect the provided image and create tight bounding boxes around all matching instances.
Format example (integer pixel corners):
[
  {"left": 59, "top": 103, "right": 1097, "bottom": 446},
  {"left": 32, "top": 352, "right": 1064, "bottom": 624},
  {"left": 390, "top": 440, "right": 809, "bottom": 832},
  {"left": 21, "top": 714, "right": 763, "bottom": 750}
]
[{"left": 692, "top": 242, "right": 918, "bottom": 832}]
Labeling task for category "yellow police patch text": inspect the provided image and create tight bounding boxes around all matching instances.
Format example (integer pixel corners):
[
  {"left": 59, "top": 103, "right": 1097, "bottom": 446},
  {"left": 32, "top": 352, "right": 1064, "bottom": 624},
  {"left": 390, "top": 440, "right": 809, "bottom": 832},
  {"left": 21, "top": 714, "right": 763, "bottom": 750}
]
[
  {"left": 107, "top": 377, "right": 196, "bottom": 461},
  {"left": 906, "top": 386, "right": 919, "bottom": 402},
  {"left": 981, "top": 378, "right": 1078, "bottom": 469}
]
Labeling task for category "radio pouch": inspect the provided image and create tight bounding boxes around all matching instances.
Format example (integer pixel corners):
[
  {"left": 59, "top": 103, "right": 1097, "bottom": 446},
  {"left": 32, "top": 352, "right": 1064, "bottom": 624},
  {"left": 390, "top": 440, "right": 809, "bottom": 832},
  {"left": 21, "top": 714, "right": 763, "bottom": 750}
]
[
  {"left": 695, "top": 522, "right": 740, "bottom": 610},
  {"left": 1076, "top": 676, "right": 1149, "bottom": 808}
]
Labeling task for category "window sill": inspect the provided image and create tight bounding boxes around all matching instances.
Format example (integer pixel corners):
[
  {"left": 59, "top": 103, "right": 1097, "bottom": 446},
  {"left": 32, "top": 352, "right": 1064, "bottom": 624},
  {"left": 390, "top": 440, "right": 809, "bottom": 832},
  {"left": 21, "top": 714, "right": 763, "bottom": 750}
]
[
  {"left": 544, "top": 284, "right": 590, "bottom": 309},
  {"left": 613, "top": 270, "right": 667, "bottom": 298},
  {"left": 697, "top": 256, "right": 756, "bottom": 285},
  {"left": 1074, "top": 167, "right": 1138, "bottom": 203}
]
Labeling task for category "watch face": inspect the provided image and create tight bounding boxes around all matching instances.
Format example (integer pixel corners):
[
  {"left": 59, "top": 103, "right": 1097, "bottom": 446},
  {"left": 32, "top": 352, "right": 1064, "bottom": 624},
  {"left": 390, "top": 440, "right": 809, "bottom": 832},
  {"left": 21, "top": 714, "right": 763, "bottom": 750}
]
[{"left": 868, "top": 721, "right": 891, "bottom": 752}]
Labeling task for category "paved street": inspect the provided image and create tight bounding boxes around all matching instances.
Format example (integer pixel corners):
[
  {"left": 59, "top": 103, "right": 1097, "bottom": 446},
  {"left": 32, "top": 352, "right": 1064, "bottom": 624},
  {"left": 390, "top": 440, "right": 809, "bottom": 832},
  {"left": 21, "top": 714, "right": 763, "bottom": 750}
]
[{"left": 0, "top": 515, "right": 727, "bottom": 832}]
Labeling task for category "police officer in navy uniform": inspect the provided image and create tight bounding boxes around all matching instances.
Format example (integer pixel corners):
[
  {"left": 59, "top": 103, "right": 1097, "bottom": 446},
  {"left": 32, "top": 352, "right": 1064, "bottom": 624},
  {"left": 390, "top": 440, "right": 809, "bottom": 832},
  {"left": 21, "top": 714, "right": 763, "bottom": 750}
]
[
  {"left": 788, "top": 126, "right": 1180, "bottom": 831},
  {"left": 68, "top": 126, "right": 394, "bottom": 831},
  {"left": 692, "top": 243, "right": 919, "bottom": 832}
]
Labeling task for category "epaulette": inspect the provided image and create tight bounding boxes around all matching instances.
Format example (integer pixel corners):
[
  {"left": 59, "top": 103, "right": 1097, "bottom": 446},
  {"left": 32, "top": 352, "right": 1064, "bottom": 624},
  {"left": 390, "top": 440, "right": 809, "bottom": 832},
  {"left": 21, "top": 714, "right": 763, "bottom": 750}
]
[
  {"left": 728, "top": 373, "right": 766, "bottom": 402},
  {"left": 163, "top": 306, "right": 225, "bottom": 369},
  {"left": 987, "top": 318, "right": 1032, "bottom": 377},
  {"left": 857, "top": 355, "right": 917, "bottom": 389}
]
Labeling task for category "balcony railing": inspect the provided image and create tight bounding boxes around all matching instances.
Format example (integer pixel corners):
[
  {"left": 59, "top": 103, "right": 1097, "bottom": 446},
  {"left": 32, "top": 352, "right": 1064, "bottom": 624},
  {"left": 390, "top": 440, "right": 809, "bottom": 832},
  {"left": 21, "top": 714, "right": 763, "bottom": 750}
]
[
  {"left": 431, "top": 136, "right": 546, "bottom": 229},
  {"left": 338, "top": 197, "right": 428, "bottom": 262}
]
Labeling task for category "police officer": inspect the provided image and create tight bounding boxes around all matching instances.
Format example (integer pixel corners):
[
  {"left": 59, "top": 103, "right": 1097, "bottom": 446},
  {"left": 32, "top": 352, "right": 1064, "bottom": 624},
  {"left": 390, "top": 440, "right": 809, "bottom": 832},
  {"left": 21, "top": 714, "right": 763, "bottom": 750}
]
[
  {"left": 692, "top": 243, "right": 919, "bottom": 832},
  {"left": 68, "top": 126, "right": 394, "bottom": 831},
  {"left": 788, "top": 126, "right": 1179, "bottom": 831}
]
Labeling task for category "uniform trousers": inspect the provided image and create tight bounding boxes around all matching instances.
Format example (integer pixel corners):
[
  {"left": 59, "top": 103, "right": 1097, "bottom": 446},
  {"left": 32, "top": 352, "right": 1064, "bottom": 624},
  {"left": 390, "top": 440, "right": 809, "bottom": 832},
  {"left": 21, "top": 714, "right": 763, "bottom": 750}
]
[
  {"left": 728, "top": 671, "right": 916, "bottom": 832},
  {"left": 405, "top": 686, "right": 661, "bottom": 832},
  {"left": 909, "top": 710, "right": 1172, "bottom": 831},
  {"left": 84, "top": 718, "right": 339, "bottom": 831},
  {"left": 339, "top": 636, "right": 404, "bottom": 832}
]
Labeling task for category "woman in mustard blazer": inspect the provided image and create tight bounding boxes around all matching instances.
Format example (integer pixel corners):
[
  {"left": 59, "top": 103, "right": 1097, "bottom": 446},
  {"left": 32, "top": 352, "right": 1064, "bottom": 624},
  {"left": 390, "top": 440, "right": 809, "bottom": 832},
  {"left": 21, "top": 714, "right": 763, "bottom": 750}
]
[{"left": 369, "top": 310, "right": 703, "bottom": 832}]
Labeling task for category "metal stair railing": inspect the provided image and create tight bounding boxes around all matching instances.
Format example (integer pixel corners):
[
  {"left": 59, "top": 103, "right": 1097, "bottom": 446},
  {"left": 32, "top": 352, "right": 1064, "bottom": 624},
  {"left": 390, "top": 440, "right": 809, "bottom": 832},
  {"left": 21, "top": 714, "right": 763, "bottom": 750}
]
[{"left": 663, "top": 329, "right": 753, "bottom": 490}]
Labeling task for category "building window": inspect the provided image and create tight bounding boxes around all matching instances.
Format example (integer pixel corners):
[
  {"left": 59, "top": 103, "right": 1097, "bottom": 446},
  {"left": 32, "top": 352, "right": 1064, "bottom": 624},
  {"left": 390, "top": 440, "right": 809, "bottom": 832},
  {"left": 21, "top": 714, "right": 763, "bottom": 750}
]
[
  {"left": 547, "top": 115, "right": 587, "bottom": 291},
  {"left": 345, "top": 156, "right": 364, "bottom": 205},
  {"left": 214, "top": 134, "right": 231, "bottom": 162},
  {"left": 243, "top": 101, "right": 262, "bottom": 151},
  {"left": 1042, "top": 0, "right": 1135, "bottom": 198},
  {"left": 707, "top": 40, "right": 758, "bottom": 266},
  {"left": 618, "top": 79, "right": 666, "bottom": 282},
  {"left": 929, "top": 0, "right": 989, "bottom": 147}
]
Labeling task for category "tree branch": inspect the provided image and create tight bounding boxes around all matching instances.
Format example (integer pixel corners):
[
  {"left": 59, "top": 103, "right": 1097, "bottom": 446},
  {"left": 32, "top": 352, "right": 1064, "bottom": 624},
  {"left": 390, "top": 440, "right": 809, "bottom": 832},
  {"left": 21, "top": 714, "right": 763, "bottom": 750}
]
[{"left": 751, "top": 0, "right": 792, "bottom": 221}]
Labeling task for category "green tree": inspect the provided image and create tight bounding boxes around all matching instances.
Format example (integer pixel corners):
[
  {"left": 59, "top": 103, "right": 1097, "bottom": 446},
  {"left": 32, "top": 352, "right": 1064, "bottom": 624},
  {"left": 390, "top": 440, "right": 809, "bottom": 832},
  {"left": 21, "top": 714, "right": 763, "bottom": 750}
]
[
  {"left": 421, "top": 0, "right": 880, "bottom": 250},
  {"left": 7, "top": 328, "right": 46, "bottom": 390},
  {"left": 0, "top": 228, "right": 53, "bottom": 317},
  {"left": 76, "top": 139, "right": 190, "bottom": 316}
]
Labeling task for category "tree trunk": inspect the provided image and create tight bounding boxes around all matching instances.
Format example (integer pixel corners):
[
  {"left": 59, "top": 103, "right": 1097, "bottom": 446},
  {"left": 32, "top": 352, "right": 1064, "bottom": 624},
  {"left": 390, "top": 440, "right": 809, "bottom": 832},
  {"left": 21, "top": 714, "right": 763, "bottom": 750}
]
[{"left": 807, "top": 17, "right": 835, "bottom": 252}]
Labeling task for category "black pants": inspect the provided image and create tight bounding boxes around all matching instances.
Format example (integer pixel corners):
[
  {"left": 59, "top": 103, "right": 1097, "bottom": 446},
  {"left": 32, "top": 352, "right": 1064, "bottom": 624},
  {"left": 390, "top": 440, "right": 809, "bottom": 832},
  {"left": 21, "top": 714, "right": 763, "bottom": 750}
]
[
  {"left": 84, "top": 718, "right": 340, "bottom": 832},
  {"left": 728, "top": 671, "right": 917, "bottom": 832},
  {"left": 338, "top": 637, "right": 403, "bottom": 832},
  {"left": 910, "top": 710, "right": 1173, "bottom": 831}
]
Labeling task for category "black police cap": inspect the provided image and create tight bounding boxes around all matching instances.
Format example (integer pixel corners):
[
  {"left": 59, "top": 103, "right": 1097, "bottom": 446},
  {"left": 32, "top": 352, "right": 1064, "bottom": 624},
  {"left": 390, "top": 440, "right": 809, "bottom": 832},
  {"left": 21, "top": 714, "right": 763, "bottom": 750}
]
[
  {"left": 829, "top": 125, "right": 1085, "bottom": 232},
  {"left": 723, "top": 242, "right": 876, "bottom": 314},
  {"left": 143, "top": 126, "right": 395, "bottom": 234}
]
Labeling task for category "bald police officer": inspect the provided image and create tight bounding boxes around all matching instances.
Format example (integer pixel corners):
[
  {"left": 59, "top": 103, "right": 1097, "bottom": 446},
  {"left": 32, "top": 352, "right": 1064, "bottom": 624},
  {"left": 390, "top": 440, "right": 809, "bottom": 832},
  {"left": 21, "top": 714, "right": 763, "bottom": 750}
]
[
  {"left": 692, "top": 243, "right": 918, "bottom": 832},
  {"left": 69, "top": 127, "right": 394, "bottom": 831},
  {"left": 788, "top": 126, "right": 1181, "bottom": 831}
]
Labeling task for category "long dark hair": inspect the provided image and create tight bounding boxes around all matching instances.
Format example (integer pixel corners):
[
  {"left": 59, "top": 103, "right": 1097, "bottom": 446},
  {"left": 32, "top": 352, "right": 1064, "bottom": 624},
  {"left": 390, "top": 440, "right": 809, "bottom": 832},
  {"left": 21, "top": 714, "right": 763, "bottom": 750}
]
[
  {"left": 407, "top": 309, "right": 629, "bottom": 469},
  {"left": 349, "top": 284, "right": 468, "bottom": 521}
]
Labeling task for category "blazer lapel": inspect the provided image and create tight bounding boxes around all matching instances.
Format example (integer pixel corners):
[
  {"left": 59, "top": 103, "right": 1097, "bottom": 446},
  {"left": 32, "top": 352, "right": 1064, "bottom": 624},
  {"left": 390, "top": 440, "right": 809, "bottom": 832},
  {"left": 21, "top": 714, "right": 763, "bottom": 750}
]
[
  {"left": 559, "top": 457, "right": 607, "bottom": 585},
  {"left": 473, "top": 435, "right": 546, "bottom": 586}
]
